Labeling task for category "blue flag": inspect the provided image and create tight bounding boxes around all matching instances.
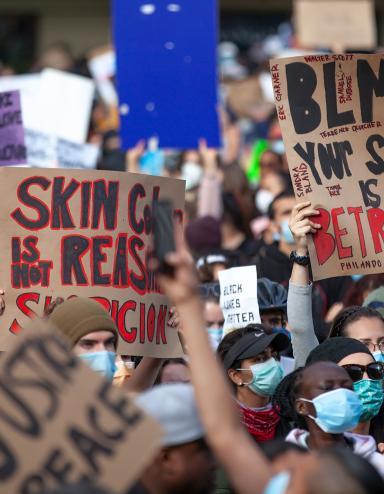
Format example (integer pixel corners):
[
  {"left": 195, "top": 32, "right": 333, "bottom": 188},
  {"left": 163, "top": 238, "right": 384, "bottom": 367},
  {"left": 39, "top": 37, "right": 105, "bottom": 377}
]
[{"left": 113, "top": 0, "right": 221, "bottom": 149}]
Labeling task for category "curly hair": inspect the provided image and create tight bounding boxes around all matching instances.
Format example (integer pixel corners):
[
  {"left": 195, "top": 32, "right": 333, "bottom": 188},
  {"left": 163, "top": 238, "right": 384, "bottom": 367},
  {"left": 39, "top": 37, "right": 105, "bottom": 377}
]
[
  {"left": 272, "top": 367, "right": 307, "bottom": 429},
  {"left": 329, "top": 306, "right": 384, "bottom": 338}
]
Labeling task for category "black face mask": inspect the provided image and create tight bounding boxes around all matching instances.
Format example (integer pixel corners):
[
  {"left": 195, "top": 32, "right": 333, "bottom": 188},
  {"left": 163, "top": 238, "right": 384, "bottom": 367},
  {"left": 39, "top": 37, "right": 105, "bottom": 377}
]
[{"left": 98, "top": 149, "right": 126, "bottom": 171}]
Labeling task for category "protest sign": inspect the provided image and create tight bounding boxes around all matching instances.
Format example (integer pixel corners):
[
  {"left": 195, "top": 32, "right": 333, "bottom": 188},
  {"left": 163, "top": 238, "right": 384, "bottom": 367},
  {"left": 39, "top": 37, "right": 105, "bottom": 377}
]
[
  {"left": 294, "top": 0, "right": 376, "bottom": 51},
  {"left": 0, "top": 321, "right": 162, "bottom": 493},
  {"left": 88, "top": 45, "right": 118, "bottom": 106},
  {"left": 26, "top": 129, "right": 100, "bottom": 169},
  {"left": 219, "top": 266, "right": 261, "bottom": 333},
  {"left": 0, "top": 90, "right": 26, "bottom": 166},
  {"left": 112, "top": 0, "right": 221, "bottom": 149},
  {"left": 270, "top": 53, "right": 384, "bottom": 280},
  {"left": 0, "top": 167, "right": 185, "bottom": 357}
]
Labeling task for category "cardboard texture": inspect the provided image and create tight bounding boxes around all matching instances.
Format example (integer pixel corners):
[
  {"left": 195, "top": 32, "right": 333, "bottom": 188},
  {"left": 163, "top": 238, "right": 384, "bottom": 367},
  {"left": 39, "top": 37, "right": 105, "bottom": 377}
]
[
  {"left": 294, "top": 0, "right": 376, "bottom": 50},
  {"left": 270, "top": 54, "right": 384, "bottom": 280},
  {"left": 0, "top": 90, "right": 26, "bottom": 166},
  {"left": 0, "top": 167, "right": 185, "bottom": 356},
  {"left": 0, "top": 320, "right": 163, "bottom": 493}
]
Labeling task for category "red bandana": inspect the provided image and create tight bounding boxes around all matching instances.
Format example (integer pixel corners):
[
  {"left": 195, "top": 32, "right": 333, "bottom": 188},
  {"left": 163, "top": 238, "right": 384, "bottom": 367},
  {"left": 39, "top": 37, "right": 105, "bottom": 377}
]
[{"left": 238, "top": 403, "right": 280, "bottom": 442}]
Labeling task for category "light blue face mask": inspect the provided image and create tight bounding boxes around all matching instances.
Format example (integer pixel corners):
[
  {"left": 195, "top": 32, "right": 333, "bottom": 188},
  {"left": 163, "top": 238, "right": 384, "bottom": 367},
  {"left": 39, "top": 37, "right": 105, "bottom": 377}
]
[
  {"left": 280, "top": 220, "right": 295, "bottom": 245},
  {"left": 238, "top": 357, "right": 284, "bottom": 397},
  {"left": 351, "top": 274, "right": 364, "bottom": 281},
  {"left": 79, "top": 351, "right": 117, "bottom": 381},
  {"left": 263, "top": 472, "right": 291, "bottom": 494},
  {"left": 207, "top": 327, "right": 223, "bottom": 350},
  {"left": 373, "top": 351, "right": 384, "bottom": 363},
  {"left": 299, "top": 388, "right": 362, "bottom": 433}
]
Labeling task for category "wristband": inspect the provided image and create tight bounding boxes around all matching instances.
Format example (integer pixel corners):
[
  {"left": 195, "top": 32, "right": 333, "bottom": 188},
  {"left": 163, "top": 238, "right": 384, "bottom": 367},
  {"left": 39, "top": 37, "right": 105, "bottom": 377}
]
[{"left": 290, "top": 250, "right": 310, "bottom": 266}]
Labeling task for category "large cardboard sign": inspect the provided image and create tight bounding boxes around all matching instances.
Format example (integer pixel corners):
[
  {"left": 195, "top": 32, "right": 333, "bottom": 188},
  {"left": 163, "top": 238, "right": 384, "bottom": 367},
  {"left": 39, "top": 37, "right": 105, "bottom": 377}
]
[
  {"left": 0, "top": 167, "right": 185, "bottom": 356},
  {"left": 112, "top": 0, "right": 221, "bottom": 149},
  {"left": 294, "top": 0, "right": 376, "bottom": 50},
  {"left": 219, "top": 266, "right": 261, "bottom": 334},
  {"left": 270, "top": 54, "right": 384, "bottom": 280},
  {"left": 0, "top": 321, "right": 162, "bottom": 493},
  {"left": 0, "top": 90, "right": 26, "bottom": 166}
]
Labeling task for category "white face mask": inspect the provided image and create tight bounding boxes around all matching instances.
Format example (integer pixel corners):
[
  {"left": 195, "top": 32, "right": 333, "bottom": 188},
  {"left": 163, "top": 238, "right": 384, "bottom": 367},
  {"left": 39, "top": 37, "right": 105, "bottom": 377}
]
[
  {"left": 181, "top": 162, "right": 203, "bottom": 190},
  {"left": 256, "top": 189, "right": 274, "bottom": 214}
]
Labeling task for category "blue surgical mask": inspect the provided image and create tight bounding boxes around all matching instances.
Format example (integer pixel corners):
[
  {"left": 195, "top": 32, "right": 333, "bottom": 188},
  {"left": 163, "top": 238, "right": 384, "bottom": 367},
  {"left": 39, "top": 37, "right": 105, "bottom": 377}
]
[
  {"left": 79, "top": 351, "right": 117, "bottom": 381},
  {"left": 207, "top": 327, "right": 223, "bottom": 350},
  {"left": 239, "top": 357, "right": 284, "bottom": 397},
  {"left": 280, "top": 220, "right": 295, "bottom": 245},
  {"left": 373, "top": 351, "right": 384, "bottom": 363},
  {"left": 351, "top": 274, "right": 364, "bottom": 281},
  {"left": 263, "top": 471, "right": 290, "bottom": 494},
  {"left": 353, "top": 379, "right": 384, "bottom": 422},
  {"left": 299, "top": 388, "right": 362, "bottom": 433}
]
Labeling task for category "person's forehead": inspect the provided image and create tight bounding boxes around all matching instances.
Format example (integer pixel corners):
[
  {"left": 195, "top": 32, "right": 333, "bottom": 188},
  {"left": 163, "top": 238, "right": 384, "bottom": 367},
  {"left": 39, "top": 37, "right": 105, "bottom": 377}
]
[
  {"left": 337, "top": 352, "right": 374, "bottom": 367},
  {"left": 347, "top": 316, "right": 384, "bottom": 339},
  {"left": 302, "top": 362, "right": 349, "bottom": 387},
  {"left": 79, "top": 330, "right": 116, "bottom": 340},
  {"left": 273, "top": 197, "right": 295, "bottom": 215}
]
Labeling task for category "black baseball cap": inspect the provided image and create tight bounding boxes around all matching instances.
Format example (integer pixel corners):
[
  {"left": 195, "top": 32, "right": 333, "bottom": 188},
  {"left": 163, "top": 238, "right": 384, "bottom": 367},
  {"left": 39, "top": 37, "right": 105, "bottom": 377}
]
[{"left": 223, "top": 330, "right": 290, "bottom": 370}]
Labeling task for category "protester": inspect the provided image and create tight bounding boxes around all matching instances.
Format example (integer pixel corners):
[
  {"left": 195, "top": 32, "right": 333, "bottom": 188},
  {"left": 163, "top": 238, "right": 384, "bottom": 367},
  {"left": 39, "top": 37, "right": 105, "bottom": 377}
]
[
  {"left": 48, "top": 297, "right": 163, "bottom": 391},
  {"left": 274, "top": 360, "right": 384, "bottom": 476},
  {"left": 156, "top": 359, "right": 190, "bottom": 384},
  {"left": 131, "top": 383, "right": 216, "bottom": 494},
  {"left": 217, "top": 325, "right": 290, "bottom": 441},
  {"left": 156, "top": 230, "right": 384, "bottom": 493}
]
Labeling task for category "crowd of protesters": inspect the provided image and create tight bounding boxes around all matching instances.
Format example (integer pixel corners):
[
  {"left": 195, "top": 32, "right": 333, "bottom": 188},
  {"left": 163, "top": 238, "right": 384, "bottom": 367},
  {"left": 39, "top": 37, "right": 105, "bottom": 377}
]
[{"left": 2, "top": 23, "right": 384, "bottom": 494}]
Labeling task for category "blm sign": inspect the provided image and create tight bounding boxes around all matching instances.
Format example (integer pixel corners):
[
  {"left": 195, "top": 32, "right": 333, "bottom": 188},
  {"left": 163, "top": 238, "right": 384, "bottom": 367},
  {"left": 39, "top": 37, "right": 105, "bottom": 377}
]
[
  {"left": 270, "top": 54, "right": 384, "bottom": 280},
  {"left": 0, "top": 167, "right": 185, "bottom": 356}
]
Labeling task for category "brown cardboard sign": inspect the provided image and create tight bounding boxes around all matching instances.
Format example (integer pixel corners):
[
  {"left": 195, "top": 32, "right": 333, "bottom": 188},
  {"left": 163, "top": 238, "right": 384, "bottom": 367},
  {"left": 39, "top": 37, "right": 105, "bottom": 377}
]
[
  {"left": 0, "top": 167, "right": 185, "bottom": 355},
  {"left": 0, "top": 320, "right": 163, "bottom": 493},
  {"left": 294, "top": 0, "right": 376, "bottom": 50},
  {"left": 270, "top": 54, "right": 384, "bottom": 280}
]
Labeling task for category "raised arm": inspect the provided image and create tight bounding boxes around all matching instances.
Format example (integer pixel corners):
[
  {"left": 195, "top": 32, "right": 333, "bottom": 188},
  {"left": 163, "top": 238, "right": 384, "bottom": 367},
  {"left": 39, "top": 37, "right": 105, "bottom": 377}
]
[
  {"left": 288, "top": 202, "right": 320, "bottom": 367},
  {"left": 158, "top": 235, "right": 272, "bottom": 494}
]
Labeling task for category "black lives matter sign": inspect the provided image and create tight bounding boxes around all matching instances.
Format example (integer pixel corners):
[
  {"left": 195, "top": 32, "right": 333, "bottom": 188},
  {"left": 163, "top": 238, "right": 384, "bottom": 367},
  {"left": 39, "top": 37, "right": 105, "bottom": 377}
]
[
  {"left": 271, "top": 54, "right": 384, "bottom": 280},
  {"left": 0, "top": 323, "right": 162, "bottom": 493},
  {"left": 0, "top": 167, "right": 185, "bottom": 356}
]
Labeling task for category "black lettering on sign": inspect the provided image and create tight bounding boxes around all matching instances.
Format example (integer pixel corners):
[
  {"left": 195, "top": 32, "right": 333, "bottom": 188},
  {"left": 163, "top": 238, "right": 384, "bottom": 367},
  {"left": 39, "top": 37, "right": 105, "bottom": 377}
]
[
  {"left": 318, "top": 141, "right": 353, "bottom": 180},
  {"left": 51, "top": 177, "right": 80, "bottom": 229},
  {"left": 365, "top": 134, "right": 384, "bottom": 175},
  {"left": 80, "top": 181, "right": 92, "bottom": 228},
  {"left": 98, "top": 381, "right": 142, "bottom": 427},
  {"left": 68, "top": 427, "right": 113, "bottom": 474},
  {"left": 11, "top": 177, "right": 50, "bottom": 230},
  {"left": 92, "top": 237, "right": 112, "bottom": 285},
  {"left": 0, "top": 437, "right": 17, "bottom": 481},
  {"left": 113, "top": 233, "right": 129, "bottom": 287},
  {"left": 61, "top": 235, "right": 90, "bottom": 285},
  {"left": 357, "top": 59, "right": 384, "bottom": 123},
  {"left": 324, "top": 62, "right": 355, "bottom": 128},
  {"left": 129, "top": 236, "right": 146, "bottom": 295},
  {"left": 92, "top": 180, "right": 119, "bottom": 230},
  {"left": 0, "top": 91, "right": 12, "bottom": 108},
  {"left": 286, "top": 62, "right": 321, "bottom": 134},
  {"left": 359, "top": 179, "right": 381, "bottom": 208},
  {"left": 128, "top": 183, "right": 145, "bottom": 235}
]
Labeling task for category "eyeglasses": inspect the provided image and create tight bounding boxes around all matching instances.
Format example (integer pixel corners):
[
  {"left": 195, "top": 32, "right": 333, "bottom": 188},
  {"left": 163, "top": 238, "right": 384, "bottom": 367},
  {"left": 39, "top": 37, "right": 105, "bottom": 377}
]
[
  {"left": 342, "top": 362, "right": 384, "bottom": 382},
  {"left": 359, "top": 340, "right": 384, "bottom": 353},
  {"left": 199, "top": 282, "right": 220, "bottom": 299}
]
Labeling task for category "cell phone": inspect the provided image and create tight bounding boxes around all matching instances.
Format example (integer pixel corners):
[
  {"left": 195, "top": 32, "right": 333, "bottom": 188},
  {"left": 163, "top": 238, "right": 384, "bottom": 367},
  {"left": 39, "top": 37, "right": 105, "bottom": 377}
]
[{"left": 152, "top": 199, "right": 176, "bottom": 276}]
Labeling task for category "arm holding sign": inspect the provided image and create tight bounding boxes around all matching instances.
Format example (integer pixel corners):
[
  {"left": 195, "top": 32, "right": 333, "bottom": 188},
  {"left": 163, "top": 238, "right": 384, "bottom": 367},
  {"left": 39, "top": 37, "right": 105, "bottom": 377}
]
[
  {"left": 288, "top": 202, "right": 321, "bottom": 368},
  {"left": 126, "top": 140, "right": 145, "bottom": 173},
  {"left": 124, "top": 357, "right": 164, "bottom": 393},
  {"left": 158, "top": 232, "right": 272, "bottom": 494},
  {"left": 198, "top": 139, "right": 222, "bottom": 219}
]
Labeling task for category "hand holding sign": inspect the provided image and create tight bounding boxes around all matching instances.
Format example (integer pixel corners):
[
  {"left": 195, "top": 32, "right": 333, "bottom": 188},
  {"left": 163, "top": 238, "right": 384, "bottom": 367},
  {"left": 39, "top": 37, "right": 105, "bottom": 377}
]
[{"left": 289, "top": 202, "right": 321, "bottom": 254}]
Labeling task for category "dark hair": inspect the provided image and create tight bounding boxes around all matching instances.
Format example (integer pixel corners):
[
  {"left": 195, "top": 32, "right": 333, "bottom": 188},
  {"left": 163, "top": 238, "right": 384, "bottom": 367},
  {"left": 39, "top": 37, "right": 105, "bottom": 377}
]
[
  {"left": 217, "top": 325, "right": 266, "bottom": 373},
  {"left": 316, "top": 446, "right": 384, "bottom": 494},
  {"left": 155, "top": 358, "right": 188, "bottom": 385},
  {"left": 342, "top": 275, "right": 384, "bottom": 306},
  {"left": 268, "top": 187, "right": 295, "bottom": 220},
  {"left": 329, "top": 306, "right": 384, "bottom": 338},
  {"left": 272, "top": 367, "right": 307, "bottom": 429}
]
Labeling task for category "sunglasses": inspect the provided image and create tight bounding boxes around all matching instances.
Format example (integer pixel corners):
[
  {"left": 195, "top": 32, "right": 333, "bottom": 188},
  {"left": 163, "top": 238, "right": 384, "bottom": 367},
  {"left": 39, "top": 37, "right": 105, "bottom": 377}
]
[{"left": 342, "top": 362, "right": 384, "bottom": 382}]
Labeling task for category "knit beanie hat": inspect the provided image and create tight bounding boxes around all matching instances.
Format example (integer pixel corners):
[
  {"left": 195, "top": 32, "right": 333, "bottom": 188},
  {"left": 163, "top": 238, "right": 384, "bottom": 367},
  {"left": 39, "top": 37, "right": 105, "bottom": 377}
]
[
  {"left": 185, "top": 216, "right": 221, "bottom": 254},
  {"left": 49, "top": 297, "right": 118, "bottom": 348},
  {"left": 363, "top": 286, "right": 384, "bottom": 318},
  {"left": 306, "top": 337, "right": 372, "bottom": 366}
]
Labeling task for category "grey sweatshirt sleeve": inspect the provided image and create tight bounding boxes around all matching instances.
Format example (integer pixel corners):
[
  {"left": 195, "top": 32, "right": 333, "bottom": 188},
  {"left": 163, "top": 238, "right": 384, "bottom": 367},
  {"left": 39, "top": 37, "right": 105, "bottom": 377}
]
[{"left": 287, "top": 282, "right": 319, "bottom": 368}]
